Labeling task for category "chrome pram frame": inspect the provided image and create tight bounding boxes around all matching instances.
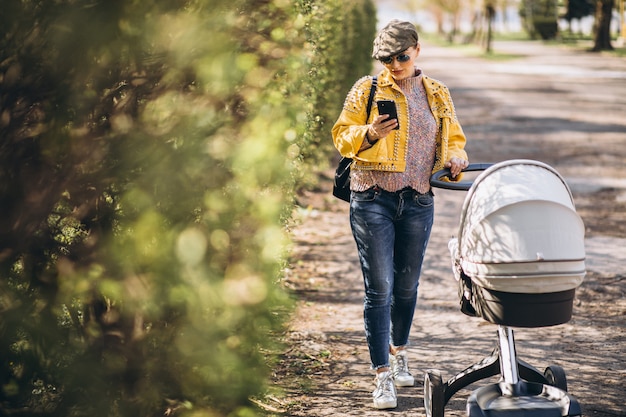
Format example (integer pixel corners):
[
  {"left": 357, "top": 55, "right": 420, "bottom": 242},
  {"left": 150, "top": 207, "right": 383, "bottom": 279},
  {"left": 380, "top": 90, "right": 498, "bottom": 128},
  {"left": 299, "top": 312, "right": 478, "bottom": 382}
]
[{"left": 425, "top": 160, "right": 584, "bottom": 417}]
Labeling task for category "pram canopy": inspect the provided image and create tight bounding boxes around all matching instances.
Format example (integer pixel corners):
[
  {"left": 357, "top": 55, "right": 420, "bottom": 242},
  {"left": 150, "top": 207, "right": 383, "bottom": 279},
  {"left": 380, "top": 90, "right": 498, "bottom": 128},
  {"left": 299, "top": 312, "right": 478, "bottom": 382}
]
[{"left": 453, "top": 160, "right": 585, "bottom": 294}]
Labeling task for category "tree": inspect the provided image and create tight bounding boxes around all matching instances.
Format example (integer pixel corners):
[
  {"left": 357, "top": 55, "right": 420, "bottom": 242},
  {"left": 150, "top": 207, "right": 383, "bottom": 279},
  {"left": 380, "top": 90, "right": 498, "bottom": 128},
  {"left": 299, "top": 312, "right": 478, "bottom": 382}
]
[
  {"left": 485, "top": 0, "right": 496, "bottom": 53},
  {"left": 563, "top": 0, "right": 594, "bottom": 34},
  {"left": 592, "top": 0, "right": 615, "bottom": 50},
  {"left": 386, "top": 0, "right": 466, "bottom": 40},
  {"left": 519, "top": 0, "right": 559, "bottom": 39}
]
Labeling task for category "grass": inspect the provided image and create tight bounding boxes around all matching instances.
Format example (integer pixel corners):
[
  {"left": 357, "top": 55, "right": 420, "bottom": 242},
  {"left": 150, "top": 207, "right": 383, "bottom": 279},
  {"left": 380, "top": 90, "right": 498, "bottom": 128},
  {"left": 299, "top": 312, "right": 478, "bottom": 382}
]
[
  {"left": 421, "top": 33, "right": 526, "bottom": 61},
  {"left": 421, "top": 31, "right": 626, "bottom": 59}
]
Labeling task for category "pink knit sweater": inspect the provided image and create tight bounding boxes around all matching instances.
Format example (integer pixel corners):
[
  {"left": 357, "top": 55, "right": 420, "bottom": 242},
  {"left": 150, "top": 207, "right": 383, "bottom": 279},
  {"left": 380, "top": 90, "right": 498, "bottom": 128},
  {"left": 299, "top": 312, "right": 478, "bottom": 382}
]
[{"left": 351, "top": 70, "right": 437, "bottom": 194}]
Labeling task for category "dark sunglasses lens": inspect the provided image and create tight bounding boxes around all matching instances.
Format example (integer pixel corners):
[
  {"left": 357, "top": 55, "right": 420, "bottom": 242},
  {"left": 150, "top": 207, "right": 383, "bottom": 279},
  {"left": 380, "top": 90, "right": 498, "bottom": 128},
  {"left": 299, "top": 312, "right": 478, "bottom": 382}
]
[
  {"left": 381, "top": 54, "right": 410, "bottom": 64},
  {"left": 397, "top": 54, "right": 410, "bottom": 62}
]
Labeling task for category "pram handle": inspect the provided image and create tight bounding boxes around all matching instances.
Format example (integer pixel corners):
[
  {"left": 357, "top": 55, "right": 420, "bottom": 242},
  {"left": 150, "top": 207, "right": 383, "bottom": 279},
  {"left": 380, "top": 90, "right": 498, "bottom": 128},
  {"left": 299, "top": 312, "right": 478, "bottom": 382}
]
[{"left": 430, "top": 163, "right": 494, "bottom": 190}]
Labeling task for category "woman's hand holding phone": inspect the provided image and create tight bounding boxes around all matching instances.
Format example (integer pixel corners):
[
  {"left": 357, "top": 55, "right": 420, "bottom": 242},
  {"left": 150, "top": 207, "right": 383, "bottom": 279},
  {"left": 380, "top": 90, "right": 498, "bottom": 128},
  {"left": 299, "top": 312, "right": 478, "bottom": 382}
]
[
  {"left": 367, "top": 113, "right": 398, "bottom": 142},
  {"left": 377, "top": 100, "right": 399, "bottom": 130},
  {"left": 367, "top": 100, "right": 399, "bottom": 143}
]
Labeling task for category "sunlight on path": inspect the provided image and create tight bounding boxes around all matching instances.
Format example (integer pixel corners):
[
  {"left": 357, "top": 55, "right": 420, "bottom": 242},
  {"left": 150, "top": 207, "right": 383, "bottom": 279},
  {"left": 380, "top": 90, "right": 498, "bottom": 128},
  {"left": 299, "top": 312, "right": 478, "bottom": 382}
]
[
  {"left": 584, "top": 236, "right": 626, "bottom": 275},
  {"left": 489, "top": 63, "right": 626, "bottom": 79}
]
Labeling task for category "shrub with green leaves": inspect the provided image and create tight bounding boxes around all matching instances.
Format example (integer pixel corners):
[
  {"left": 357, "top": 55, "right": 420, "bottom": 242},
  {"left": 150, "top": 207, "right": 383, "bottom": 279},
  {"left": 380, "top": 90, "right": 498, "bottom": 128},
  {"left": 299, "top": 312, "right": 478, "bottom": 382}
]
[
  {"left": 519, "top": 0, "right": 559, "bottom": 40},
  {"left": 0, "top": 1, "right": 306, "bottom": 416},
  {"left": 295, "top": 0, "right": 377, "bottom": 181}
]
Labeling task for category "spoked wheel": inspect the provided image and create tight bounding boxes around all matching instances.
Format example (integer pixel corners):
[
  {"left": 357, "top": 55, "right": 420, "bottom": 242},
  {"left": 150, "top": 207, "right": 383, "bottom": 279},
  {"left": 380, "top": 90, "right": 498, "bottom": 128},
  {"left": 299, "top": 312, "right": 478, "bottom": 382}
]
[
  {"left": 424, "top": 370, "right": 445, "bottom": 417},
  {"left": 544, "top": 365, "right": 568, "bottom": 392}
]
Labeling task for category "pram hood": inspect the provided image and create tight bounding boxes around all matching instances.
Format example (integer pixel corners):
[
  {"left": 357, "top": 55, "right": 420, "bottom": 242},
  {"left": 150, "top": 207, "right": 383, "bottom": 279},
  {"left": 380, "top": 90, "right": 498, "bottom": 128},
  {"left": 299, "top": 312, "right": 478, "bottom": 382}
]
[{"left": 451, "top": 160, "right": 585, "bottom": 294}]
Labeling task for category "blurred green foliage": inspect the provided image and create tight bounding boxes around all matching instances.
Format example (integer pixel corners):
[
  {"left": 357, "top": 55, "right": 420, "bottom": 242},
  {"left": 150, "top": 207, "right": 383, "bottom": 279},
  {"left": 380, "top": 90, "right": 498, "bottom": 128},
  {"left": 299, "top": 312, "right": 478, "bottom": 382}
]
[
  {"left": 0, "top": 0, "right": 310, "bottom": 416},
  {"left": 519, "top": 0, "right": 559, "bottom": 40},
  {"left": 295, "top": 0, "right": 377, "bottom": 183},
  {"left": 0, "top": 0, "right": 377, "bottom": 415}
]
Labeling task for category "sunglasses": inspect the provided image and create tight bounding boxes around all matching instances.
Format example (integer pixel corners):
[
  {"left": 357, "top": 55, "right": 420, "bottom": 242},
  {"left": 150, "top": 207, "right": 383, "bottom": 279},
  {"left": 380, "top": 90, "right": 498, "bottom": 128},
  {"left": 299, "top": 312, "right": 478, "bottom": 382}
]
[{"left": 380, "top": 53, "right": 411, "bottom": 65}]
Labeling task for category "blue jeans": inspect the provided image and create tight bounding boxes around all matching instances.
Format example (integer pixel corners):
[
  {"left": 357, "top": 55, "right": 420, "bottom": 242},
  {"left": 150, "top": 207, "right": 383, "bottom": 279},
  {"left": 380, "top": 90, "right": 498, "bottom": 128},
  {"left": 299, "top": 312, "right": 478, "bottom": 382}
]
[{"left": 350, "top": 187, "right": 434, "bottom": 370}]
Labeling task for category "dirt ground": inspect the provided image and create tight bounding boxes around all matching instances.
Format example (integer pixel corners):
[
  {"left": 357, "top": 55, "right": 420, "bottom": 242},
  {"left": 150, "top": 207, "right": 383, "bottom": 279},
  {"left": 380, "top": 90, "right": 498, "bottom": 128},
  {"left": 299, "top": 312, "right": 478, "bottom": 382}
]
[{"left": 273, "top": 41, "right": 626, "bottom": 416}]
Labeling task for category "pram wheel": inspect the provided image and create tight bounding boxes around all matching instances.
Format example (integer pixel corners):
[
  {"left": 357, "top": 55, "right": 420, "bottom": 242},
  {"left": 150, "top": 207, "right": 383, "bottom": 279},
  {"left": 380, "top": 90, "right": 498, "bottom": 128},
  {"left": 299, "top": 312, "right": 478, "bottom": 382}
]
[
  {"left": 544, "top": 365, "right": 568, "bottom": 392},
  {"left": 424, "top": 370, "right": 444, "bottom": 417}
]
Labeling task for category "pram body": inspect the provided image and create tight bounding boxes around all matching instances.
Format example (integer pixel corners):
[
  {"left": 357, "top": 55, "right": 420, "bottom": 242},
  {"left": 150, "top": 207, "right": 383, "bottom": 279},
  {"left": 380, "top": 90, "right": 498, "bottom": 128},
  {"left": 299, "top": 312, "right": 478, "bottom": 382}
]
[{"left": 426, "top": 160, "right": 585, "bottom": 417}]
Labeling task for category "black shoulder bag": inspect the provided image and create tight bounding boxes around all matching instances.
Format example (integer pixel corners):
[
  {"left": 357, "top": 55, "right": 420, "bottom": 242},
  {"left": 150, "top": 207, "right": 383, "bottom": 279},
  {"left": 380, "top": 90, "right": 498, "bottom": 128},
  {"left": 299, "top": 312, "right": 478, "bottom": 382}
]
[{"left": 332, "top": 76, "right": 378, "bottom": 202}]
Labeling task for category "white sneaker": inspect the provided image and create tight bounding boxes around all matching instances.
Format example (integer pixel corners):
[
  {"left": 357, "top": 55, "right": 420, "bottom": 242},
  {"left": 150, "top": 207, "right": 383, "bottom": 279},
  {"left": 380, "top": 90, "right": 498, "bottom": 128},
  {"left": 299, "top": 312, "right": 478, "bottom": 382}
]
[
  {"left": 390, "top": 350, "right": 415, "bottom": 387},
  {"left": 373, "top": 370, "right": 397, "bottom": 409}
]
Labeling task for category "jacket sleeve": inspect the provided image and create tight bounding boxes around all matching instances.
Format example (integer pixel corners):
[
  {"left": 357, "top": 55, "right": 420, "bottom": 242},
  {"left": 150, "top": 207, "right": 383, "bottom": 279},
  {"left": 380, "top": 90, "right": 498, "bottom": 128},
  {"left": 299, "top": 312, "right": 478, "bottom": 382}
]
[
  {"left": 441, "top": 84, "right": 468, "bottom": 163},
  {"left": 430, "top": 83, "right": 469, "bottom": 180},
  {"left": 331, "top": 77, "right": 373, "bottom": 158},
  {"left": 447, "top": 117, "right": 468, "bottom": 162}
]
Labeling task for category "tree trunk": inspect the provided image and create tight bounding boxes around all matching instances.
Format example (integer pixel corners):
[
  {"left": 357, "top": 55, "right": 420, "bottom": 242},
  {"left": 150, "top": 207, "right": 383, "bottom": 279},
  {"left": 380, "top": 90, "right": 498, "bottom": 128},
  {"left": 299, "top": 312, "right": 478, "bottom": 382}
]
[
  {"left": 485, "top": 3, "right": 495, "bottom": 53},
  {"left": 592, "top": 0, "right": 614, "bottom": 51}
]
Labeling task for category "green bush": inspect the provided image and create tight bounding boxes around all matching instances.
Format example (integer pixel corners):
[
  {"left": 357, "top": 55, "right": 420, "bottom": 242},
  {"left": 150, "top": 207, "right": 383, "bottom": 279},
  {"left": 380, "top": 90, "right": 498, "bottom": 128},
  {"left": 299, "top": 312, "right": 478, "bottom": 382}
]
[
  {"left": 0, "top": 0, "right": 379, "bottom": 414},
  {"left": 534, "top": 18, "right": 559, "bottom": 40},
  {"left": 295, "top": 0, "right": 377, "bottom": 182},
  {"left": 0, "top": 1, "right": 306, "bottom": 416},
  {"left": 519, "top": 0, "right": 559, "bottom": 40}
]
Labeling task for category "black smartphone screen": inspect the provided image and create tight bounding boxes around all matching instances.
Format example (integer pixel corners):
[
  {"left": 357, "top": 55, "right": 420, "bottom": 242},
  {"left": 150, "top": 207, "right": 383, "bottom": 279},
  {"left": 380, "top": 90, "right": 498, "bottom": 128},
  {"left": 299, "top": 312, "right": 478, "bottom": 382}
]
[{"left": 377, "top": 100, "right": 399, "bottom": 130}]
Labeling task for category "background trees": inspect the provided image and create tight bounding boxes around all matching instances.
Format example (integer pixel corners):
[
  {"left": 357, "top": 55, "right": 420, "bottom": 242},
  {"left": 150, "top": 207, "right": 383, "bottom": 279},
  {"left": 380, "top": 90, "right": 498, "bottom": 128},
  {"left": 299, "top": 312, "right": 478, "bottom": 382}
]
[
  {"left": 384, "top": 0, "right": 620, "bottom": 51},
  {"left": 563, "top": 0, "right": 595, "bottom": 34},
  {"left": 519, "top": 0, "right": 559, "bottom": 40}
]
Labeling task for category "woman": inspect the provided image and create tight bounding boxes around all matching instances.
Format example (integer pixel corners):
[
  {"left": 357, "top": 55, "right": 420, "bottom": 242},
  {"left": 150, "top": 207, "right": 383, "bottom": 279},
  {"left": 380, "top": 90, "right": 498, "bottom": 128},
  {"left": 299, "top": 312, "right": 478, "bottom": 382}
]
[{"left": 331, "top": 20, "right": 469, "bottom": 410}]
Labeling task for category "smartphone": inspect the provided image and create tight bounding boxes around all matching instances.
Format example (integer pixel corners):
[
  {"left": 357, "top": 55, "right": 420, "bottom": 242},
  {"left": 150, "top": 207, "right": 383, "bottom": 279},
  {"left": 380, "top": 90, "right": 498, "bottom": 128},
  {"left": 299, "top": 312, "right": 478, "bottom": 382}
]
[{"left": 377, "top": 100, "right": 399, "bottom": 130}]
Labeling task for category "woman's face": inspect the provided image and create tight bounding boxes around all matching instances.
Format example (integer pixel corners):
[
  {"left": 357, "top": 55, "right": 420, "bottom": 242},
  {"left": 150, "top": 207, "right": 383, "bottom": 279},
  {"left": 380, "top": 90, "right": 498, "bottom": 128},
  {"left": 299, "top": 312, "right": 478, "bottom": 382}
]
[{"left": 380, "top": 44, "right": 420, "bottom": 81}]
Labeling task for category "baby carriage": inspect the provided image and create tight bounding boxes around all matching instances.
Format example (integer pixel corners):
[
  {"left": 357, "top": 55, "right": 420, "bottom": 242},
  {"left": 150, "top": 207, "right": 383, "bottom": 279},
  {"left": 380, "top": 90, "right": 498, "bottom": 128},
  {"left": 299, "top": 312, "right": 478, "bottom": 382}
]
[{"left": 426, "top": 159, "right": 586, "bottom": 417}]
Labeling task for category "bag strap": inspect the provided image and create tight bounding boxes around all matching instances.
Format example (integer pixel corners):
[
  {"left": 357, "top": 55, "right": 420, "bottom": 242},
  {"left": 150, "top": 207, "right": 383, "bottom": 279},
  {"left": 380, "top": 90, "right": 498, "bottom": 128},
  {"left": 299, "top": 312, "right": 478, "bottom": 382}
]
[{"left": 365, "top": 76, "right": 378, "bottom": 122}]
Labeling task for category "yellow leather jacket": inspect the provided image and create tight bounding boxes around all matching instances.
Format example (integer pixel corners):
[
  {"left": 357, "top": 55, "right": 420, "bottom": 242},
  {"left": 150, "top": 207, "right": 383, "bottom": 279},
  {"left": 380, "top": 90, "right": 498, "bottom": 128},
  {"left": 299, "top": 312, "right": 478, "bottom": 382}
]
[{"left": 332, "top": 68, "right": 467, "bottom": 173}]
